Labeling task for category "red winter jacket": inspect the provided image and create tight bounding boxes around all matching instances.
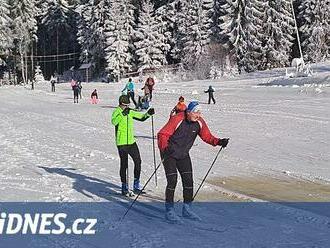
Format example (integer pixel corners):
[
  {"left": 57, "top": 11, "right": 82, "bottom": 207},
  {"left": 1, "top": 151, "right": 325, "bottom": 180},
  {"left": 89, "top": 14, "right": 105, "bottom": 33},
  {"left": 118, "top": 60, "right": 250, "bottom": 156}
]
[{"left": 157, "top": 112, "right": 219, "bottom": 159}]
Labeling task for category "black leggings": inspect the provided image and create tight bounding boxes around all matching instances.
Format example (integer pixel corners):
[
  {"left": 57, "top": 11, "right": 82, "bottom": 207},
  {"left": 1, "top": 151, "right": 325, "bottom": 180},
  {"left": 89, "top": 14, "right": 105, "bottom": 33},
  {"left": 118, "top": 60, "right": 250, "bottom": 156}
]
[
  {"left": 162, "top": 155, "right": 193, "bottom": 203},
  {"left": 117, "top": 143, "right": 141, "bottom": 184},
  {"left": 128, "top": 91, "right": 137, "bottom": 107},
  {"left": 208, "top": 95, "right": 216, "bottom": 104},
  {"left": 74, "top": 91, "right": 79, "bottom": 103},
  {"left": 148, "top": 86, "right": 153, "bottom": 100}
]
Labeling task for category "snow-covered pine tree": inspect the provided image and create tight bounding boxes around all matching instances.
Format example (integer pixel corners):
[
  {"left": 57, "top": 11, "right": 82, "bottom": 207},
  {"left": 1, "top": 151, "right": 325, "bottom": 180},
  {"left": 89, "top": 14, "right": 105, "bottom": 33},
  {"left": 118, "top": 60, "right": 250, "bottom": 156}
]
[
  {"left": 219, "top": 0, "right": 248, "bottom": 73},
  {"left": 180, "top": 0, "right": 214, "bottom": 68},
  {"left": 239, "top": 0, "right": 264, "bottom": 72},
  {"left": 35, "top": 0, "right": 50, "bottom": 16},
  {"left": 134, "top": 0, "right": 169, "bottom": 71},
  {"left": 326, "top": 0, "right": 330, "bottom": 58},
  {"left": 169, "top": 0, "right": 190, "bottom": 63},
  {"left": 10, "top": 0, "right": 38, "bottom": 84},
  {"left": 0, "top": 0, "right": 13, "bottom": 62},
  {"left": 40, "top": 1, "right": 71, "bottom": 39},
  {"left": 261, "top": 0, "right": 295, "bottom": 69},
  {"left": 67, "top": 0, "right": 82, "bottom": 5},
  {"left": 40, "top": 0, "right": 80, "bottom": 75},
  {"left": 155, "top": 0, "right": 175, "bottom": 64},
  {"left": 34, "top": 65, "right": 45, "bottom": 83},
  {"left": 88, "top": 0, "right": 112, "bottom": 71},
  {"left": 213, "top": 0, "right": 227, "bottom": 43},
  {"left": 298, "top": 0, "right": 330, "bottom": 62},
  {"left": 77, "top": 1, "right": 94, "bottom": 63},
  {"left": 219, "top": 0, "right": 264, "bottom": 72},
  {"left": 103, "top": 0, "right": 135, "bottom": 80}
]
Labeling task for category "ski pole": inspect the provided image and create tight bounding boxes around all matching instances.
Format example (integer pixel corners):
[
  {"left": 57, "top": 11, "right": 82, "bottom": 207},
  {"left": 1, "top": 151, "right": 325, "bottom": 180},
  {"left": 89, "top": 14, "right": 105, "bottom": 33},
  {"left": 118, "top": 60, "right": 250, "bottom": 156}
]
[
  {"left": 151, "top": 115, "right": 158, "bottom": 187},
  {"left": 192, "top": 146, "right": 223, "bottom": 201},
  {"left": 120, "top": 158, "right": 164, "bottom": 222},
  {"left": 126, "top": 114, "right": 129, "bottom": 190}
]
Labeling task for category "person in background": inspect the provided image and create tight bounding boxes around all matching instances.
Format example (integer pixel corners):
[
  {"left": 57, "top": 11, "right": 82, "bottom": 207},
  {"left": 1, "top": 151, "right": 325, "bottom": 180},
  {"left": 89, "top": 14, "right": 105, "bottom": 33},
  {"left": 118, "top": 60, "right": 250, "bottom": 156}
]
[
  {"left": 145, "top": 76, "right": 155, "bottom": 101},
  {"left": 73, "top": 83, "right": 79, "bottom": 103},
  {"left": 141, "top": 82, "right": 150, "bottom": 101},
  {"left": 170, "top": 96, "right": 187, "bottom": 117},
  {"left": 122, "top": 78, "right": 137, "bottom": 108},
  {"left": 204, "top": 85, "right": 216, "bottom": 104},
  {"left": 50, "top": 75, "right": 56, "bottom": 92},
  {"left": 91, "top": 89, "right": 98, "bottom": 104},
  {"left": 77, "top": 80, "right": 82, "bottom": 99},
  {"left": 71, "top": 79, "right": 76, "bottom": 90}
]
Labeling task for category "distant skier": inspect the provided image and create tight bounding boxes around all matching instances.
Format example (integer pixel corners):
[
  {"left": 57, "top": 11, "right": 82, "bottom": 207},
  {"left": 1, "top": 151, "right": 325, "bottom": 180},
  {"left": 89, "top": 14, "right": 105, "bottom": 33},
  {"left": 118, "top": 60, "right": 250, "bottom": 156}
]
[
  {"left": 204, "top": 85, "right": 216, "bottom": 104},
  {"left": 141, "top": 83, "right": 150, "bottom": 101},
  {"left": 145, "top": 76, "right": 155, "bottom": 101},
  {"left": 71, "top": 79, "right": 76, "bottom": 90},
  {"left": 122, "top": 78, "right": 137, "bottom": 108},
  {"left": 90, "top": 89, "right": 98, "bottom": 104},
  {"left": 77, "top": 81, "right": 82, "bottom": 99},
  {"left": 50, "top": 75, "right": 56, "bottom": 92},
  {"left": 170, "top": 96, "right": 187, "bottom": 117},
  {"left": 111, "top": 95, "right": 155, "bottom": 195},
  {"left": 73, "top": 83, "right": 79, "bottom": 103},
  {"left": 158, "top": 101, "right": 229, "bottom": 223},
  {"left": 137, "top": 95, "right": 150, "bottom": 110}
]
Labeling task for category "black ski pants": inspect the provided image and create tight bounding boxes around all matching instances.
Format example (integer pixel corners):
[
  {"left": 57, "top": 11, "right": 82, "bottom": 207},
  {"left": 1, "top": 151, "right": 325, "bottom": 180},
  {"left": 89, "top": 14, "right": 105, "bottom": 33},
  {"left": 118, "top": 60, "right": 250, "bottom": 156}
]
[
  {"left": 208, "top": 94, "right": 216, "bottom": 104},
  {"left": 128, "top": 91, "right": 137, "bottom": 108},
  {"left": 73, "top": 90, "right": 79, "bottom": 103},
  {"left": 117, "top": 143, "right": 141, "bottom": 184},
  {"left": 162, "top": 154, "right": 193, "bottom": 203}
]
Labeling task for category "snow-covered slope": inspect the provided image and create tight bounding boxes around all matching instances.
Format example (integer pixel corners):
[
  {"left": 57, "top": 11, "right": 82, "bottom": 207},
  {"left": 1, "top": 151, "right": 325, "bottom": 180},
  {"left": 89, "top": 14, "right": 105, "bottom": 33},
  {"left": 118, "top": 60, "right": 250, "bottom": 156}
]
[{"left": 0, "top": 62, "right": 330, "bottom": 247}]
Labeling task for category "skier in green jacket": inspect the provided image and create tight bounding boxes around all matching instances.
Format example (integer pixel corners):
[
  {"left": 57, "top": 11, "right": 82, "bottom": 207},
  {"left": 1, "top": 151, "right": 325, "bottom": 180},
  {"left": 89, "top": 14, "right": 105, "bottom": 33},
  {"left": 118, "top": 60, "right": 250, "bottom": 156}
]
[{"left": 111, "top": 95, "right": 155, "bottom": 195}]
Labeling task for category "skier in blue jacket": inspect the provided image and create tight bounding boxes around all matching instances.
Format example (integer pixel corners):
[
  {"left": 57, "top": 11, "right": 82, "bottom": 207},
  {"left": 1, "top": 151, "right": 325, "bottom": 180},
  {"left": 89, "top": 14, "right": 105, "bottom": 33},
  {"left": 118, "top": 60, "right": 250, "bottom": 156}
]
[{"left": 122, "top": 78, "right": 138, "bottom": 108}]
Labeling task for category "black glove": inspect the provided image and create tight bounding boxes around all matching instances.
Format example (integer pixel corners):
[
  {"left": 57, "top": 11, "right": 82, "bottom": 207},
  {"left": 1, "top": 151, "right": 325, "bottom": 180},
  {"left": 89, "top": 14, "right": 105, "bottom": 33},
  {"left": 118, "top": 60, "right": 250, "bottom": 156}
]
[
  {"left": 218, "top": 138, "right": 229, "bottom": 148},
  {"left": 147, "top": 108, "right": 155, "bottom": 115},
  {"left": 122, "top": 107, "right": 130, "bottom": 116}
]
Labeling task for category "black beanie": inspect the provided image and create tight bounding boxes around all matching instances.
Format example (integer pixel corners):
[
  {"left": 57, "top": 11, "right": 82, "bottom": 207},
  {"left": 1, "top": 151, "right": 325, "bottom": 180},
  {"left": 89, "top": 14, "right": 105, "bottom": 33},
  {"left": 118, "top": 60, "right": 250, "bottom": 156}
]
[{"left": 119, "top": 95, "right": 130, "bottom": 105}]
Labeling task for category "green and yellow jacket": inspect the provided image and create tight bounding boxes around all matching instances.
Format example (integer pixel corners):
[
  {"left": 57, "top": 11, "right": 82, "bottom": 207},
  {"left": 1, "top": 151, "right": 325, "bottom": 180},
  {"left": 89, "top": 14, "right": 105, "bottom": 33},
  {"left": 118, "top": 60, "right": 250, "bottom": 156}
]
[{"left": 111, "top": 107, "right": 151, "bottom": 146}]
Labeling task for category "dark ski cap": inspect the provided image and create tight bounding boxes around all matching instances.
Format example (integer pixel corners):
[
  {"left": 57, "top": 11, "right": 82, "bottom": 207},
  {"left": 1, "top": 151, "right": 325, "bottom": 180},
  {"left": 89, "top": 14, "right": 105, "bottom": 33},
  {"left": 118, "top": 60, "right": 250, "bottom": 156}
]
[{"left": 119, "top": 95, "right": 130, "bottom": 105}]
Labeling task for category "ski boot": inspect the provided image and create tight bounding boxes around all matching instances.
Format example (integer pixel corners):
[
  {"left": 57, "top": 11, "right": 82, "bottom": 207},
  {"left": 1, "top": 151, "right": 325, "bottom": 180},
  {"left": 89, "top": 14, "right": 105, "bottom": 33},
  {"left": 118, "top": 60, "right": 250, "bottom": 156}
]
[
  {"left": 182, "top": 202, "right": 201, "bottom": 221},
  {"left": 165, "top": 203, "right": 182, "bottom": 224},
  {"left": 133, "top": 179, "right": 146, "bottom": 194},
  {"left": 121, "top": 183, "right": 134, "bottom": 197}
]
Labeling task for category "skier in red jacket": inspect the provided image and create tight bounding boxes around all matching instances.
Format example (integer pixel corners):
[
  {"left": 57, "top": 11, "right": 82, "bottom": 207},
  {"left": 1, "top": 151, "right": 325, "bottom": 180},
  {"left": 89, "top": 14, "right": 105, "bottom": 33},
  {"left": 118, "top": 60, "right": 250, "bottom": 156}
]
[
  {"left": 145, "top": 76, "right": 155, "bottom": 101},
  {"left": 157, "top": 101, "right": 229, "bottom": 223},
  {"left": 170, "top": 96, "right": 187, "bottom": 117}
]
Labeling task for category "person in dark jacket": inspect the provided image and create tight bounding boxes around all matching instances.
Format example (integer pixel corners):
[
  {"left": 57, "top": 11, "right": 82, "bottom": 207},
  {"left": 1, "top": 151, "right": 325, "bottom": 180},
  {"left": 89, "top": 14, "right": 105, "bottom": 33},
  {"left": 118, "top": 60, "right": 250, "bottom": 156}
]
[
  {"left": 73, "top": 84, "right": 79, "bottom": 103},
  {"left": 50, "top": 75, "right": 56, "bottom": 92},
  {"left": 158, "top": 101, "right": 229, "bottom": 223},
  {"left": 77, "top": 81, "right": 82, "bottom": 99},
  {"left": 204, "top": 85, "right": 216, "bottom": 104}
]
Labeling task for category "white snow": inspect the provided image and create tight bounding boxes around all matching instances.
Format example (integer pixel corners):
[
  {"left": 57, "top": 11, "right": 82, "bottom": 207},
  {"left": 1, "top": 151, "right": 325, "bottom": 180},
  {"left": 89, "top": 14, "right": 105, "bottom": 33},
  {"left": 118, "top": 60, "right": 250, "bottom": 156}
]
[{"left": 1, "top": 62, "right": 330, "bottom": 247}]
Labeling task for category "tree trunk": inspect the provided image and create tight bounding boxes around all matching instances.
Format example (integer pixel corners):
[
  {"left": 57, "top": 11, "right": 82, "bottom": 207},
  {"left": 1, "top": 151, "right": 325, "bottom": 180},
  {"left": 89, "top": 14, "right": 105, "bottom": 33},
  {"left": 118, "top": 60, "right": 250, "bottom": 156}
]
[
  {"left": 31, "top": 42, "right": 34, "bottom": 82},
  {"left": 25, "top": 50, "right": 28, "bottom": 85},
  {"left": 20, "top": 43, "right": 26, "bottom": 84}
]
